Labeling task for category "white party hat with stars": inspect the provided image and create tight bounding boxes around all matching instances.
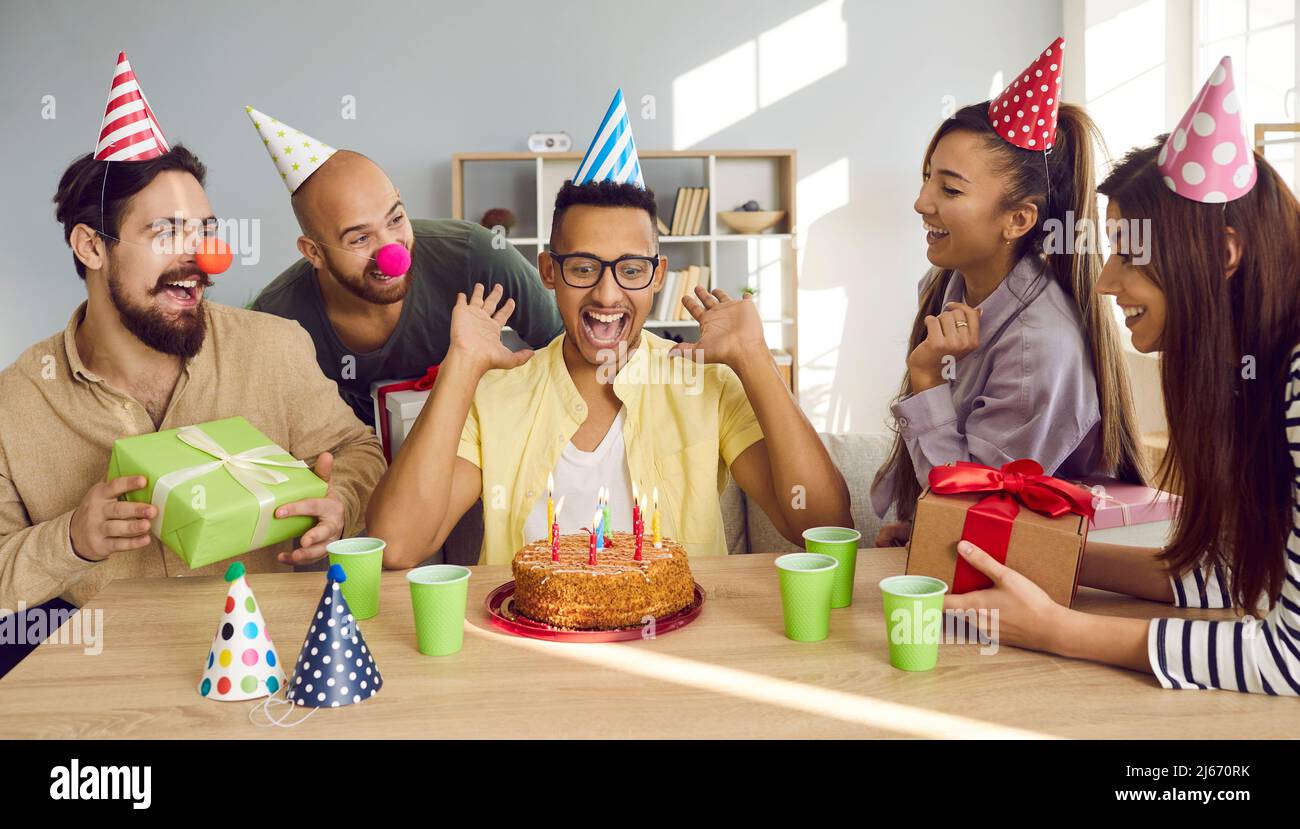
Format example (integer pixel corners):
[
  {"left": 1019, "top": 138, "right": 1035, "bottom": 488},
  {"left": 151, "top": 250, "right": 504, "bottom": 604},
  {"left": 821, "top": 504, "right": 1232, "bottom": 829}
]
[{"left": 245, "top": 106, "right": 337, "bottom": 194}]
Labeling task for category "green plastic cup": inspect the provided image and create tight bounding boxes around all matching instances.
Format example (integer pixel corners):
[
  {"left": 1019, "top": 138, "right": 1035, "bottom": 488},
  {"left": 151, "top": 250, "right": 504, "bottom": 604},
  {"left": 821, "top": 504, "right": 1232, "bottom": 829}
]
[
  {"left": 802, "top": 526, "right": 862, "bottom": 608},
  {"left": 407, "top": 564, "right": 471, "bottom": 656},
  {"left": 879, "top": 575, "right": 948, "bottom": 672},
  {"left": 774, "top": 553, "right": 838, "bottom": 642},
  {"left": 327, "top": 537, "right": 384, "bottom": 620}
]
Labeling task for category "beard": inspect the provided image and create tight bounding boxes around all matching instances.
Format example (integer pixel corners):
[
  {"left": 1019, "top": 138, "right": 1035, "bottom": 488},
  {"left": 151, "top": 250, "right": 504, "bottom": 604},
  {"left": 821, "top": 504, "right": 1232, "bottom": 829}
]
[
  {"left": 106, "top": 262, "right": 209, "bottom": 359},
  {"left": 324, "top": 249, "right": 409, "bottom": 305}
]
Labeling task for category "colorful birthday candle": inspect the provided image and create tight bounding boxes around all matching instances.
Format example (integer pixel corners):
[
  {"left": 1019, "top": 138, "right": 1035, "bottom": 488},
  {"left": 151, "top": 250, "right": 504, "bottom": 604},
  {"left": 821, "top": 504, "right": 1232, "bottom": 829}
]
[
  {"left": 595, "top": 497, "right": 605, "bottom": 552},
  {"left": 551, "top": 495, "right": 565, "bottom": 562},
  {"left": 546, "top": 472, "right": 555, "bottom": 533},
  {"left": 652, "top": 486, "right": 661, "bottom": 548},
  {"left": 634, "top": 493, "right": 645, "bottom": 561},
  {"left": 589, "top": 510, "right": 600, "bottom": 565},
  {"left": 632, "top": 480, "right": 642, "bottom": 530},
  {"left": 602, "top": 486, "right": 612, "bottom": 544}
]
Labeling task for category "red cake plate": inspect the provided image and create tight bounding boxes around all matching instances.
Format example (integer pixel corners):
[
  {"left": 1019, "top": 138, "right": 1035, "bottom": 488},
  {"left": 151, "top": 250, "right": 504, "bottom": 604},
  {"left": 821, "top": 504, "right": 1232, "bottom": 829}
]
[{"left": 486, "top": 581, "right": 705, "bottom": 642}]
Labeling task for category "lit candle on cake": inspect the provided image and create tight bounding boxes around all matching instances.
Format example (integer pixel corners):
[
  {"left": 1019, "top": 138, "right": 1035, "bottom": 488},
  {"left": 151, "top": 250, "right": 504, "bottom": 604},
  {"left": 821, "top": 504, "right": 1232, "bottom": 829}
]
[
  {"left": 595, "top": 499, "right": 604, "bottom": 552},
  {"left": 601, "top": 486, "right": 612, "bottom": 545},
  {"left": 589, "top": 510, "right": 600, "bottom": 565},
  {"left": 634, "top": 494, "right": 645, "bottom": 562},
  {"left": 652, "top": 487, "right": 662, "bottom": 549},
  {"left": 551, "top": 495, "right": 565, "bottom": 562},
  {"left": 546, "top": 472, "right": 554, "bottom": 532},
  {"left": 632, "top": 480, "right": 641, "bottom": 530}
]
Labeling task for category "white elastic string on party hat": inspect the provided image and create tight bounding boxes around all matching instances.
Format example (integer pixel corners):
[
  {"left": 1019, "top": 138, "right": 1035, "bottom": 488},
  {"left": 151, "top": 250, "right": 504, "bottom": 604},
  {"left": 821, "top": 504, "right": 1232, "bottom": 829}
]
[
  {"left": 249, "top": 692, "right": 318, "bottom": 728},
  {"left": 93, "top": 159, "right": 234, "bottom": 275}
]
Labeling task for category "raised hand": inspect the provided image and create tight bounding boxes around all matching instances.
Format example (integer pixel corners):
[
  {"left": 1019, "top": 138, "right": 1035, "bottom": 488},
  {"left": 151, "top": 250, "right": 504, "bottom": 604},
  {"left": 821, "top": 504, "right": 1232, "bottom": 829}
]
[
  {"left": 906, "top": 301, "right": 981, "bottom": 392},
  {"left": 449, "top": 283, "right": 534, "bottom": 375},
  {"left": 668, "top": 286, "right": 767, "bottom": 371}
]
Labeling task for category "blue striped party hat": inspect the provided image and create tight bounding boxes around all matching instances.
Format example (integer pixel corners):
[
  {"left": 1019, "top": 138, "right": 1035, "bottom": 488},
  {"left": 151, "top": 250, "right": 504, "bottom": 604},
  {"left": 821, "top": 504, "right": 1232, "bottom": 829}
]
[{"left": 572, "top": 88, "right": 644, "bottom": 188}]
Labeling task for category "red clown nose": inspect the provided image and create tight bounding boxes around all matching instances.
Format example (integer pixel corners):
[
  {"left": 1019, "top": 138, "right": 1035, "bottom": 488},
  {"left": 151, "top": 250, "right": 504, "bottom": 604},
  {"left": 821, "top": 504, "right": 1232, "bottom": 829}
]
[{"left": 195, "top": 238, "right": 233, "bottom": 275}]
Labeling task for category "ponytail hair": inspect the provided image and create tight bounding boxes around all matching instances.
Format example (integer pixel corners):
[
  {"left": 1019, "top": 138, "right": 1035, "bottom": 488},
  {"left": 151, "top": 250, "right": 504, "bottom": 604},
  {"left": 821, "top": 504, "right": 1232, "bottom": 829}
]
[{"left": 872, "top": 102, "right": 1147, "bottom": 520}]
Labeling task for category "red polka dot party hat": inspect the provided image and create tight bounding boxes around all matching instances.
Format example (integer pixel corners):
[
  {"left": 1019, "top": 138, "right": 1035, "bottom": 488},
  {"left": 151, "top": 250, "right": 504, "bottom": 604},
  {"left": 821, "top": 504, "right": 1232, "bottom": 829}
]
[
  {"left": 199, "top": 562, "right": 287, "bottom": 701},
  {"left": 285, "top": 564, "right": 382, "bottom": 708},
  {"left": 988, "top": 36, "right": 1064, "bottom": 151}
]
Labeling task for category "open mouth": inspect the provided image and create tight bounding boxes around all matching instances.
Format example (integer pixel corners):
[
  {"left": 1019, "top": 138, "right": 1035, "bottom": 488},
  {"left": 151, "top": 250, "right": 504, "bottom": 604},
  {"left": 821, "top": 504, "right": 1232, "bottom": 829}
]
[
  {"left": 923, "top": 220, "right": 950, "bottom": 245},
  {"left": 580, "top": 307, "right": 631, "bottom": 347},
  {"left": 1121, "top": 305, "right": 1147, "bottom": 326},
  {"left": 367, "top": 269, "right": 405, "bottom": 285},
  {"left": 156, "top": 277, "right": 204, "bottom": 308}
]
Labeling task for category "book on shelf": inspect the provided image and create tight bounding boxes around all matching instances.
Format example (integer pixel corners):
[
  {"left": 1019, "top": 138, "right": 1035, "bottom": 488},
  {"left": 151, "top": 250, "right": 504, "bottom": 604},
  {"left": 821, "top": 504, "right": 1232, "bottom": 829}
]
[
  {"left": 666, "top": 186, "right": 709, "bottom": 236},
  {"left": 670, "top": 189, "right": 689, "bottom": 236},
  {"left": 653, "top": 270, "right": 680, "bottom": 321},
  {"left": 655, "top": 216, "right": 670, "bottom": 236},
  {"left": 687, "top": 187, "right": 709, "bottom": 235},
  {"left": 674, "top": 265, "right": 701, "bottom": 320}
]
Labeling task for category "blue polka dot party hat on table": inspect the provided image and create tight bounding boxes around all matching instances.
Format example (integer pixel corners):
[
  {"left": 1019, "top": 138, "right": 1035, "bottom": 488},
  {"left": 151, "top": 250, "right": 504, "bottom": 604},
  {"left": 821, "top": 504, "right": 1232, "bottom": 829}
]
[
  {"left": 199, "top": 562, "right": 287, "bottom": 701},
  {"left": 286, "top": 564, "right": 382, "bottom": 708}
]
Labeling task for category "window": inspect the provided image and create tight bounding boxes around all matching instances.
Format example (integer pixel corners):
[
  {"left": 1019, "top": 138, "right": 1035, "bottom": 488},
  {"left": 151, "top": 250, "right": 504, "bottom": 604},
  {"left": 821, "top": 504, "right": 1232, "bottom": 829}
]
[{"left": 1198, "top": 0, "right": 1298, "bottom": 189}]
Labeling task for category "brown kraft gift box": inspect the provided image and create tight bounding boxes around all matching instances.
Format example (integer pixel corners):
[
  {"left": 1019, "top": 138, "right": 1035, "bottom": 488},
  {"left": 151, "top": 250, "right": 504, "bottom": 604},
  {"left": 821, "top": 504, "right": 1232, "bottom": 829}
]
[{"left": 905, "top": 487, "right": 1090, "bottom": 607}]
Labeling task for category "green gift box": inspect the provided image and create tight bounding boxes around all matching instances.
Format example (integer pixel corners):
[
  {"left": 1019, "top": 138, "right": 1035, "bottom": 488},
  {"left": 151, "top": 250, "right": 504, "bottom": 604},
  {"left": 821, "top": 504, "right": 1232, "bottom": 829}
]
[{"left": 107, "top": 416, "right": 327, "bottom": 569}]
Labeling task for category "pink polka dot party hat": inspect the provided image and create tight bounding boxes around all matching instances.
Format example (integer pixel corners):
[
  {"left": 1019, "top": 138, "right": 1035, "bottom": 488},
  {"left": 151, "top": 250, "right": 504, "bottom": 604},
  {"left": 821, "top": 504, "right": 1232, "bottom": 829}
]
[{"left": 1157, "top": 56, "right": 1258, "bottom": 203}]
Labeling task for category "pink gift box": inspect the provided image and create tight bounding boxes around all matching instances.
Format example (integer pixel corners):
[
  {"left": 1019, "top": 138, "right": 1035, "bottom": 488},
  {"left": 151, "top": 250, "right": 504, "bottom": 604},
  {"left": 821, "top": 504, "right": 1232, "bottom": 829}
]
[{"left": 1075, "top": 476, "right": 1180, "bottom": 530}]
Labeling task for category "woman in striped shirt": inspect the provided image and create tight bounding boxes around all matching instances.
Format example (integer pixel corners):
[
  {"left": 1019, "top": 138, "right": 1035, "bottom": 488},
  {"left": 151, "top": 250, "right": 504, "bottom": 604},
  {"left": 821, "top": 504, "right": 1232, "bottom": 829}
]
[{"left": 944, "top": 78, "right": 1300, "bottom": 695}]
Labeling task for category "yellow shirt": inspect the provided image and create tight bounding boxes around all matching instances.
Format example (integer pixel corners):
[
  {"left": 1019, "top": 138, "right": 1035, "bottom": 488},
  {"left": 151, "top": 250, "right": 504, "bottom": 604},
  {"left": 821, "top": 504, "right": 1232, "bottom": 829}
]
[{"left": 457, "top": 331, "right": 764, "bottom": 565}]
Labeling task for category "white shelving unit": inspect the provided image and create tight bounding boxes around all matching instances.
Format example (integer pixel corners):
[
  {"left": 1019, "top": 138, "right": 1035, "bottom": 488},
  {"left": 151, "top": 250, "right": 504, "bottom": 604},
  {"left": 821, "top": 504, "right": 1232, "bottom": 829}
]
[{"left": 451, "top": 149, "right": 799, "bottom": 391}]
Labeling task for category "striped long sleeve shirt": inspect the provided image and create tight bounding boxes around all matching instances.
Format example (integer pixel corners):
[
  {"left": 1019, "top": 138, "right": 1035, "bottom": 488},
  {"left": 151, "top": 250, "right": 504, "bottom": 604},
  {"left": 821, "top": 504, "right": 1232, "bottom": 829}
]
[{"left": 1148, "top": 349, "right": 1300, "bottom": 695}]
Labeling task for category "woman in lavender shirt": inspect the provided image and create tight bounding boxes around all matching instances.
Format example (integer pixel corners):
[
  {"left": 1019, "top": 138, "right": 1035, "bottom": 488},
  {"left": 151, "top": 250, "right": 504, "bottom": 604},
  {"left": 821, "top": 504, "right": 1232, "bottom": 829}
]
[{"left": 870, "top": 101, "right": 1147, "bottom": 544}]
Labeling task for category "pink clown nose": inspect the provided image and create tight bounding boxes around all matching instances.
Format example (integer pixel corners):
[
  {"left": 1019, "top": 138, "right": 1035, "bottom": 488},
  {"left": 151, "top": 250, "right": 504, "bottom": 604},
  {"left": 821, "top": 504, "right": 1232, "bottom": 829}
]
[{"left": 375, "top": 243, "right": 411, "bottom": 277}]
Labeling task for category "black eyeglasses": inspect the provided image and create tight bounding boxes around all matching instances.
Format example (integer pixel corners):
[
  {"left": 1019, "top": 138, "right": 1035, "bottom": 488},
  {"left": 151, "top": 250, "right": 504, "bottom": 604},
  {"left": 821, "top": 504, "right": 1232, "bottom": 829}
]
[{"left": 548, "top": 251, "right": 661, "bottom": 290}]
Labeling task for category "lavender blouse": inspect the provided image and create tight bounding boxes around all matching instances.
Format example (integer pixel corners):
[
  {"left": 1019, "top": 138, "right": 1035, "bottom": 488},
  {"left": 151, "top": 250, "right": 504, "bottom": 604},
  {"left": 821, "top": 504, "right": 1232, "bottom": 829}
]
[{"left": 872, "top": 254, "right": 1106, "bottom": 518}]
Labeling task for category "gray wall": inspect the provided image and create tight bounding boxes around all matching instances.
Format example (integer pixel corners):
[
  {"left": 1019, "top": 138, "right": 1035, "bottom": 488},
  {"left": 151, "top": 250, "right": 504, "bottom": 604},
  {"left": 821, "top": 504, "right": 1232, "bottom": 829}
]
[{"left": 0, "top": 0, "right": 1060, "bottom": 433}]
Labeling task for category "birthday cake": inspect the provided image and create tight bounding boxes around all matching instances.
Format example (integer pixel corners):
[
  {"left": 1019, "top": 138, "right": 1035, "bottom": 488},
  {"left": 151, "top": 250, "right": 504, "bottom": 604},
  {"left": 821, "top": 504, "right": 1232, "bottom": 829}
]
[{"left": 511, "top": 532, "right": 695, "bottom": 630}]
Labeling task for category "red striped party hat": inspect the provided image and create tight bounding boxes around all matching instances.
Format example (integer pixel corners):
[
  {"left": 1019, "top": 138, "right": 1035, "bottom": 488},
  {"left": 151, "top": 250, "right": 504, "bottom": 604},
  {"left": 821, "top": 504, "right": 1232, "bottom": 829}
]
[{"left": 93, "top": 52, "right": 170, "bottom": 162}]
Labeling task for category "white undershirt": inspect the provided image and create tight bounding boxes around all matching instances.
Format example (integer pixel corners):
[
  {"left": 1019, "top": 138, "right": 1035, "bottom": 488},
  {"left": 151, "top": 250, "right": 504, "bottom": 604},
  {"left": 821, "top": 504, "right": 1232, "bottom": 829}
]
[{"left": 523, "top": 408, "right": 635, "bottom": 543}]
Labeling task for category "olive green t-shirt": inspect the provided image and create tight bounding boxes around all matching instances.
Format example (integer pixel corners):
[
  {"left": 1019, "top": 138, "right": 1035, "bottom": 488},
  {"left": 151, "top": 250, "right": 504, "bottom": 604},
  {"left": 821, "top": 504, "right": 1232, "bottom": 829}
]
[{"left": 252, "top": 218, "right": 563, "bottom": 426}]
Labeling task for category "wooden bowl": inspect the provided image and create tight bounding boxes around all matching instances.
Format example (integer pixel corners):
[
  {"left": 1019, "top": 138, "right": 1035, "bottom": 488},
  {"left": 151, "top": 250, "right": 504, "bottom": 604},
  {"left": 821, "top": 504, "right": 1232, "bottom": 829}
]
[{"left": 718, "top": 210, "right": 785, "bottom": 234}]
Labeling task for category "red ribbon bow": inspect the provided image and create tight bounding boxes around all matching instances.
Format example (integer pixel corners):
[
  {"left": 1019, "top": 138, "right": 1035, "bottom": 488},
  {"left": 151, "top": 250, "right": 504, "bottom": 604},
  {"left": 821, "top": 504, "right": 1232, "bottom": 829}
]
[
  {"left": 374, "top": 366, "right": 440, "bottom": 463},
  {"left": 926, "top": 460, "right": 1095, "bottom": 595}
]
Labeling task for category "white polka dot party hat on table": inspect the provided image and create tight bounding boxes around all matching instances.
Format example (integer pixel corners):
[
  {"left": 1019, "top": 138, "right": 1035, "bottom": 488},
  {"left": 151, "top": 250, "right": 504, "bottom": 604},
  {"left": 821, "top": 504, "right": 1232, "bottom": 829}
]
[
  {"left": 1157, "top": 57, "right": 1257, "bottom": 203},
  {"left": 987, "top": 36, "right": 1064, "bottom": 152},
  {"left": 199, "top": 562, "right": 288, "bottom": 701},
  {"left": 245, "top": 106, "right": 338, "bottom": 194},
  {"left": 285, "top": 564, "right": 383, "bottom": 708},
  {"left": 572, "top": 88, "right": 644, "bottom": 188},
  {"left": 94, "top": 52, "right": 170, "bottom": 162}
]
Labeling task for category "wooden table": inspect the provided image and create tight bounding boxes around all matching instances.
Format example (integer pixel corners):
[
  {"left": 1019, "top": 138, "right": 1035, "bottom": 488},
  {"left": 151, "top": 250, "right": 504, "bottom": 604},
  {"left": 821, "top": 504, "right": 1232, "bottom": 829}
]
[{"left": 1, "top": 549, "right": 1290, "bottom": 739}]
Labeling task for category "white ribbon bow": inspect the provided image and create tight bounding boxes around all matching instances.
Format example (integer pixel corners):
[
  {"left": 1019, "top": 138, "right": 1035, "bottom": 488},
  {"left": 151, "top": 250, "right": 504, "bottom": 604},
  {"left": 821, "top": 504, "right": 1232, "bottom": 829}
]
[
  {"left": 150, "top": 425, "right": 310, "bottom": 552},
  {"left": 1087, "top": 484, "right": 1132, "bottom": 526}
]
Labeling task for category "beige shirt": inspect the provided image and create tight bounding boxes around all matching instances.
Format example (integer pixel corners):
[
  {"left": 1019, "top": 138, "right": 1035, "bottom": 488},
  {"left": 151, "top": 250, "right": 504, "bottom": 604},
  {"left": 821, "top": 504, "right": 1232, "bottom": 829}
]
[{"left": 0, "top": 302, "right": 386, "bottom": 609}]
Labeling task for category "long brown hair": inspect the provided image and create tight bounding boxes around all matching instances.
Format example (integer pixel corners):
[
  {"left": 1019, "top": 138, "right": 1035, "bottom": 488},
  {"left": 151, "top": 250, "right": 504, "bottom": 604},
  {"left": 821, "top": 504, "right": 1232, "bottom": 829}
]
[
  {"left": 1100, "top": 142, "right": 1300, "bottom": 611},
  {"left": 872, "top": 102, "right": 1147, "bottom": 520}
]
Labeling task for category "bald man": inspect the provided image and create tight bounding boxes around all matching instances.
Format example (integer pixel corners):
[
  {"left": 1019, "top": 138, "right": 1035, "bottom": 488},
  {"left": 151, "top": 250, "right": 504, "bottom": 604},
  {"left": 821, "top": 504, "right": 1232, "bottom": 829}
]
[{"left": 252, "top": 150, "right": 562, "bottom": 426}]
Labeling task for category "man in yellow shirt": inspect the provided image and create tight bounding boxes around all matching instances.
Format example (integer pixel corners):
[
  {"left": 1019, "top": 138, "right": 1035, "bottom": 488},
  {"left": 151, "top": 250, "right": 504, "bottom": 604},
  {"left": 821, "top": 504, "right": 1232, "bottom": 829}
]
[{"left": 370, "top": 180, "right": 851, "bottom": 566}]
